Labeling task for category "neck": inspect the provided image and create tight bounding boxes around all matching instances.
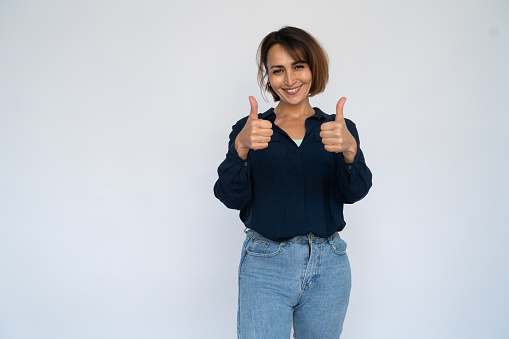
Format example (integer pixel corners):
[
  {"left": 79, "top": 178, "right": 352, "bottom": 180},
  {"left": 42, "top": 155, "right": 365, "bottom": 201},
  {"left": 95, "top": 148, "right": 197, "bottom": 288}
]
[{"left": 274, "top": 100, "right": 314, "bottom": 118}]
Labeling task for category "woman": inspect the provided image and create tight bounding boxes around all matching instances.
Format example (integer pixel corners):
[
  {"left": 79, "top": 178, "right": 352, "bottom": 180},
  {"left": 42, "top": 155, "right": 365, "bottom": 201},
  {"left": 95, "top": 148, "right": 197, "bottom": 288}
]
[{"left": 214, "top": 26, "right": 372, "bottom": 338}]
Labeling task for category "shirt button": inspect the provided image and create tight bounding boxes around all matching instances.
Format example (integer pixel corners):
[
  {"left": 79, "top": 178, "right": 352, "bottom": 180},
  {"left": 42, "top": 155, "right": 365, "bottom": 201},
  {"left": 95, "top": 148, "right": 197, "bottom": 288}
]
[
  {"left": 244, "top": 162, "right": 248, "bottom": 166},
  {"left": 348, "top": 165, "right": 352, "bottom": 170}
]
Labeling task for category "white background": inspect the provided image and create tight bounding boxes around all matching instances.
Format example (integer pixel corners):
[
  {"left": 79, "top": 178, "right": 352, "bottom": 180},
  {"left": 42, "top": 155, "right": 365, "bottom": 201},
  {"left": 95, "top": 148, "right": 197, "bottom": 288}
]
[{"left": 1, "top": 0, "right": 508, "bottom": 338}]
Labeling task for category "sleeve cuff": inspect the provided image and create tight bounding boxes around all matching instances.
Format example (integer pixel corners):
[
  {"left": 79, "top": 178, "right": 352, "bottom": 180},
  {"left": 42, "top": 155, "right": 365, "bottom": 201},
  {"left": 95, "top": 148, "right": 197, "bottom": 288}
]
[
  {"left": 339, "top": 147, "right": 363, "bottom": 172},
  {"left": 227, "top": 142, "right": 250, "bottom": 168}
]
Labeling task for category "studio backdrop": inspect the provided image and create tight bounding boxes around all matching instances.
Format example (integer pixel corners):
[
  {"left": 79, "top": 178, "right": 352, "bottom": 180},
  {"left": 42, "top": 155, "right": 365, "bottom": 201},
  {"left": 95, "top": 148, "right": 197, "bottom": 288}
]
[{"left": 1, "top": 0, "right": 508, "bottom": 338}]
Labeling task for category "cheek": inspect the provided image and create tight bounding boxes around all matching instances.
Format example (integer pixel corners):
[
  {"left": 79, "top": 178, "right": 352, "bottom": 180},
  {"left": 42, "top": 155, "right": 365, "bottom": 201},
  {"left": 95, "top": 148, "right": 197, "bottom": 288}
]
[
  {"left": 304, "top": 71, "right": 313, "bottom": 84},
  {"left": 268, "top": 75, "right": 282, "bottom": 87}
]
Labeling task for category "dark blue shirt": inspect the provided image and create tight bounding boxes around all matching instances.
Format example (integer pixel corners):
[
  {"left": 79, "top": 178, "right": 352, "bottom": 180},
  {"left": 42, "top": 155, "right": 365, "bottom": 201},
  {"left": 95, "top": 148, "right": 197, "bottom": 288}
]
[{"left": 214, "top": 107, "right": 372, "bottom": 242}]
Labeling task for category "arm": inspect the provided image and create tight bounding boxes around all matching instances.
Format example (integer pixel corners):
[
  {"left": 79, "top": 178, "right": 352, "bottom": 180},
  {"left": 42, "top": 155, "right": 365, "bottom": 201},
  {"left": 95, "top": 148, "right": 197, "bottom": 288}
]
[
  {"left": 334, "top": 119, "right": 373, "bottom": 204},
  {"left": 214, "top": 97, "right": 272, "bottom": 209},
  {"left": 213, "top": 119, "right": 253, "bottom": 210}
]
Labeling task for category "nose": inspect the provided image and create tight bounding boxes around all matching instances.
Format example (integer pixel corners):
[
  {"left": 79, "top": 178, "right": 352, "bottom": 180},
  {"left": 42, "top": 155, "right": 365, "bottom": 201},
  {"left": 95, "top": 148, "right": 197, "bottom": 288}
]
[{"left": 284, "top": 70, "right": 296, "bottom": 86}]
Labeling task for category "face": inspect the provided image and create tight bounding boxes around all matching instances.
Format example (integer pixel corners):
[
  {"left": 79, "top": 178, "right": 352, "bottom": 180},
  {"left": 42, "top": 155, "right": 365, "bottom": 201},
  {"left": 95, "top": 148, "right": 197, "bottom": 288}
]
[{"left": 266, "top": 44, "right": 312, "bottom": 106}]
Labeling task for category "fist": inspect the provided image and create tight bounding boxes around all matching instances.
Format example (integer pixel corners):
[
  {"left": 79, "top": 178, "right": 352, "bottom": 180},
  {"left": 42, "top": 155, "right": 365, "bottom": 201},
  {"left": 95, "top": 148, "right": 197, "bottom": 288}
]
[
  {"left": 235, "top": 96, "right": 273, "bottom": 160},
  {"left": 320, "top": 97, "right": 358, "bottom": 163}
]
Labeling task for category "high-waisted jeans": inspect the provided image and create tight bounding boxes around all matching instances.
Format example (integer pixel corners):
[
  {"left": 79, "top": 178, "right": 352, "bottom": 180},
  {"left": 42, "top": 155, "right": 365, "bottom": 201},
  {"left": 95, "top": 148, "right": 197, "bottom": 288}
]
[{"left": 237, "top": 229, "right": 351, "bottom": 339}]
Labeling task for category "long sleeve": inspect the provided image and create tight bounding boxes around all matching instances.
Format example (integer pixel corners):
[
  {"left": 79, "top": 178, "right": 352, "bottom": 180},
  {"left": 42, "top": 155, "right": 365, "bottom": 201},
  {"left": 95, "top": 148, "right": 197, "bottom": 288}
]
[
  {"left": 213, "top": 118, "right": 253, "bottom": 210},
  {"left": 334, "top": 119, "right": 373, "bottom": 204},
  {"left": 213, "top": 107, "right": 372, "bottom": 242}
]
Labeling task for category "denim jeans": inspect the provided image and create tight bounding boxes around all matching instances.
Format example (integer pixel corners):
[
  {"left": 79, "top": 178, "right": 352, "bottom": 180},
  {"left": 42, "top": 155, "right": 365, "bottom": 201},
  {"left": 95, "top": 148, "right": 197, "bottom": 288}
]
[{"left": 237, "top": 229, "right": 351, "bottom": 339}]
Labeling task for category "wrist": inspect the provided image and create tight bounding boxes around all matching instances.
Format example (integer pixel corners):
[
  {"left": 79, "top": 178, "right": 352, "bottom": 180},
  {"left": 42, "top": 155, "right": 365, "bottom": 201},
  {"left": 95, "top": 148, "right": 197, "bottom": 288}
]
[
  {"left": 342, "top": 144, "right": 357, "bottom": 164},
  {"left": 235, "top": 137, "right": 249, "bottom": 160}
]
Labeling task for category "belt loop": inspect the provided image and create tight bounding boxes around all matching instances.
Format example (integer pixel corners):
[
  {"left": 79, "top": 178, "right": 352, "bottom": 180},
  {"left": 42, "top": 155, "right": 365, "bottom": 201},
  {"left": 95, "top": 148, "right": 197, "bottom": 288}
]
[{"left": 328, "top": 232, "right": 335, "bottom": 244}]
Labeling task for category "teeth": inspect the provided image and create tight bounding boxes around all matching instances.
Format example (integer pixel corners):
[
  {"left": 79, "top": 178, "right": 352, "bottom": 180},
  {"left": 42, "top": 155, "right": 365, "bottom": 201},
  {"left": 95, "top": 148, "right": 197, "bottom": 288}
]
[{"left": 285, "top": 87, "right": 299, "bottom": 93}]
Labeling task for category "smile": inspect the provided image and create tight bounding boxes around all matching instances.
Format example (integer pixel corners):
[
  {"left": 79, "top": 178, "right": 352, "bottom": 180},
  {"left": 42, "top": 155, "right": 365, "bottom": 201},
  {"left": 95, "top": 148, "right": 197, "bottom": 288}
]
[{"left": 282, "top": 85, "right": 302, "bottom": 95}]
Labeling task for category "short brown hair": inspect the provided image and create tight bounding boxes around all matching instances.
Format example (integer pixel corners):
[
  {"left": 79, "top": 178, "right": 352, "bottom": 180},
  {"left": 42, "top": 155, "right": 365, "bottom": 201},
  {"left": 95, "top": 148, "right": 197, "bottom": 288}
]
[{"left": 257, "top": 26, "right": 329, "bottom": 101}]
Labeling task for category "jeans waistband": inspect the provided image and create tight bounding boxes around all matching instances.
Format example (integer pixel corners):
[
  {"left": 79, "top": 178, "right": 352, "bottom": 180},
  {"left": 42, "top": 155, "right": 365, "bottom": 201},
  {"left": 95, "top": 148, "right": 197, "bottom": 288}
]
[{"left": 244, "top": 228, "right": 338, "bottom": 244}]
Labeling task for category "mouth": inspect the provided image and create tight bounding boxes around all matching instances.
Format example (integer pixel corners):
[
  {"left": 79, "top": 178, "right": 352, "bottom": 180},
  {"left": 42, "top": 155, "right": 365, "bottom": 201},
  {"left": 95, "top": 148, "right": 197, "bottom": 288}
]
[{"left": 282, "top": 85, "right": 302, "bottom": 95}]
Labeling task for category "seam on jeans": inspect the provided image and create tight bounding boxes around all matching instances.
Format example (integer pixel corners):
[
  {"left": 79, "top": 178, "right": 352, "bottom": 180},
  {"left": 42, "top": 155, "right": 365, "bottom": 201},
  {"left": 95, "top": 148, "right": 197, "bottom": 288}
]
[
  {"left": 238, "top": 236, "right": 251, "bottom": 276},
  {"left": 301, "top": 241, "right": 314, "bottom": 291},
  {"left": 305, "top": 242, "right": 323, "bottom": 290},
  {"left": 299, "top": 245, "right": 308, "bottom": 292},
  {"left": 305, "top": 245, "right": 315, "bottom": 290},
  {"left": 245, "top": 235, "right": 284, "bottom": 257},
  {"left": 237, "top": 254, "right": 244, "bottom": 338},
  {"left": 329, "top": 234, "right": 347, "bottom": 255},
  {"left": 237, "top": 236, "right": 251, "bottom": 339},
  {"left": 295, "top": 290, "right": 305, "bottom": 307},
  {"left": 237, "top": 277, "right": 241, "bottom": 339},
  {"left": 330, "top": 242, "right": 346, "bottom": 255},
  {"left": 245, "top": 242, "right": 283, "bottom": 257}
]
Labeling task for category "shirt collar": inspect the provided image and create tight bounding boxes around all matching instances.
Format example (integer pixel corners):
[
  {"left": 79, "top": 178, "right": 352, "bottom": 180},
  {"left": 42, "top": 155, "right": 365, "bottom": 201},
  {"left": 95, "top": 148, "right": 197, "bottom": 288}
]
[
  {"left": 310, "top": 107, "right": 331, "bottom": 120},
  {"left": 259, "top": 108, "right": 276, "bottom": 121},
  {"left": 260, "top": 107, "right": 332, "bottom": 122}
]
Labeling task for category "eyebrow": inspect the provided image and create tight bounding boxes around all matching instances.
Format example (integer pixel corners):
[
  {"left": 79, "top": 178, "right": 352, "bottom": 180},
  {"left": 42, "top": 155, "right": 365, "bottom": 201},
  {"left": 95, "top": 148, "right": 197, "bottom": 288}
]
[{"left": 269, "top": 61, "right": 304, "bottom": 69}]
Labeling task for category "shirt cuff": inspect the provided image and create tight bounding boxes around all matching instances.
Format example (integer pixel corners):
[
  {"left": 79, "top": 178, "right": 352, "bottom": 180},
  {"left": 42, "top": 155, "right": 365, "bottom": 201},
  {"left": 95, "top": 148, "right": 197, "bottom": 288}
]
[
  {"left": 227, "top": 142, "right": 250, "bottom": 168},
  {"left": 339, "top": 147, "right": 363, "bottom": 173}
]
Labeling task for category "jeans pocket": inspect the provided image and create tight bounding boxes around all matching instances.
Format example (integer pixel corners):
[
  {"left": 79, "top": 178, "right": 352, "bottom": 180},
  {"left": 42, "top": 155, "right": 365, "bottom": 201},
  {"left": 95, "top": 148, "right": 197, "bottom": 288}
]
[
  {"left": 245, "top": 235, "right": 283, "bottom": 258},
  {"left": 329, "top": 233, "right": 347, "bottom": 255}
]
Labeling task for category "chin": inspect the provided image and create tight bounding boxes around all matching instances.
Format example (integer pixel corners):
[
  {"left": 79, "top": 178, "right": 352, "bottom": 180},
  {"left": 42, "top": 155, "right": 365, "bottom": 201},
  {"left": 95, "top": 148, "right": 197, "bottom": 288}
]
[{"left": 282, "top": 95, "right": 308, "bottom": 105}]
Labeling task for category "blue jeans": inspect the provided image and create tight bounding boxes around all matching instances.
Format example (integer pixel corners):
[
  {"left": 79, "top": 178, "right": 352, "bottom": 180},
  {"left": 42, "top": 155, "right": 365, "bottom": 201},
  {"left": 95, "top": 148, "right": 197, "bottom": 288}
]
[{"left": 237, "top": 229, "right": 351, "bottom": 339}]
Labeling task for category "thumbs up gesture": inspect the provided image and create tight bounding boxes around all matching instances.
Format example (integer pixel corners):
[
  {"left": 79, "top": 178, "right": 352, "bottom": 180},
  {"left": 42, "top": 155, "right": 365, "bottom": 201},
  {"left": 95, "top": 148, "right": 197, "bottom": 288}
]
[
  {"left": 234, "top": 96, "right": 274, "bottom": 160},
  {"left": 320, "top": 97, "right": 358, "bottom": 163}
]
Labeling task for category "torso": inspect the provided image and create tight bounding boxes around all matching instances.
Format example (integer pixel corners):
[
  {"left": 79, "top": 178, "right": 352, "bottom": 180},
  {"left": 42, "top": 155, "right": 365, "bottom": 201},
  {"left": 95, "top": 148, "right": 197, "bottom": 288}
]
[{"left": 274, "top": 108, "right": 314, "bottom": 140}]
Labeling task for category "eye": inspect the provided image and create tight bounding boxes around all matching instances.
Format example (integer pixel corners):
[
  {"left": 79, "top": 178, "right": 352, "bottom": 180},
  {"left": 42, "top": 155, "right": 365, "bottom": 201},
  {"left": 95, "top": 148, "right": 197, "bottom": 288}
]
[
  {"left": 272, "top": 69, "right": 283, "bottom": 74},
  {"left": 294, "top": 64, "right": 305, "bottom": 70}
]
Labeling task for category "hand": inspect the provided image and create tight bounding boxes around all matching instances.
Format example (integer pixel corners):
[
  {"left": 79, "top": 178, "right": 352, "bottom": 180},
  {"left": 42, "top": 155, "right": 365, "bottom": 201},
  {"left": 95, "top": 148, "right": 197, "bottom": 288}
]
[
  {"left": 320, "top": 97, "right": 358, "bottom": 163},
  {"left": 234, "top": 96, "right": 273, "bottom": 160}
]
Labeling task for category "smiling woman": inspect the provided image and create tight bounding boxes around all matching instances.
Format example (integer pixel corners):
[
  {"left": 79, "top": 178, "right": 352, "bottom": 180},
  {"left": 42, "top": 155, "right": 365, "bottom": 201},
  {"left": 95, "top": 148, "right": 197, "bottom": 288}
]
[
  {"left": 257, "top": 27, "right": 329, "bottom": 102},
  {"left": 267, "top": 44, "right": 313, "bottom": 110},
  {"left": 214, "top": 26, "right": 372, "bottom": 339}
]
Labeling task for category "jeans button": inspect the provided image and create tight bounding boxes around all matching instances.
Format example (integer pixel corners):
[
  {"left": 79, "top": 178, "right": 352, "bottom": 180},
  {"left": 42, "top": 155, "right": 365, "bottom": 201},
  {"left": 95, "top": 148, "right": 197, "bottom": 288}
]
[{"left": 309, "top": 233, "right": 315, "bottom": 239}]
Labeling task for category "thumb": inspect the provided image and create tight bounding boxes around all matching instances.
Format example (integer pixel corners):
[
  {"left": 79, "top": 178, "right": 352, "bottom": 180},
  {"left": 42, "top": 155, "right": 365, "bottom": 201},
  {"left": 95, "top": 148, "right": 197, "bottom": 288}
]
[
  {"left": 335, "top": 97, "right": 346, "bottom": 121},
  {"left": 248, "top": 96, "right": 258, "bottom": 120}
]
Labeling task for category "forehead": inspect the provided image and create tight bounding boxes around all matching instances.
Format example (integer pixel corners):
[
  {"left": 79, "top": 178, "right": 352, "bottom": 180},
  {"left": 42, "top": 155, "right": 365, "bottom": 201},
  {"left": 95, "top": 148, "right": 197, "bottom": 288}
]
[{"left": 266, "top": 44, "right": 306, "bottom": 67}]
